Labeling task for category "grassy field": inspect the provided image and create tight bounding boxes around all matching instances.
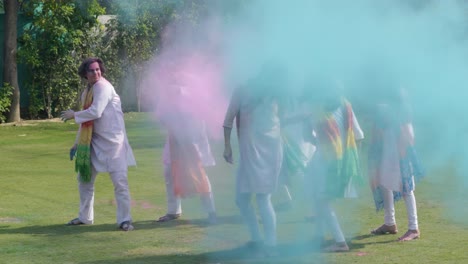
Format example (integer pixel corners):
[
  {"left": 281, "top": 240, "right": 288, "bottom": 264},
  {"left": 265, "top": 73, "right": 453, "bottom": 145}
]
[{"left": 0, "top": 113, "right": 467, "bottom": 264}]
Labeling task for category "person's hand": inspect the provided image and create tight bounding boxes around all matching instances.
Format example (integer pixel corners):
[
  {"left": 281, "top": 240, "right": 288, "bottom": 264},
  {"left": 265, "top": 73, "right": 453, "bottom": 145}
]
[
  {"left": 223, "top": 145, "right": 233, "bottom": 164},
  {"left": 69, "top": 144, "right": 77, "bottom": 161},
  {"left": 60, "top": 109, "right": 75, "bottom": 121}
]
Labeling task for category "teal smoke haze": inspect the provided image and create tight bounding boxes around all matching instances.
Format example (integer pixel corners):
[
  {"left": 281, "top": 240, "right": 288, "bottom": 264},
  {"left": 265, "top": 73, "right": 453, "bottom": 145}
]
[
  {"left": 114, "top": 0, "right": 468, "bottom": 260},
  {"left": 218, "top": 0, "right": 468, "bottom": 243},
  {"left": 222, "top": 0, "right": 468, "bottom": 170}
]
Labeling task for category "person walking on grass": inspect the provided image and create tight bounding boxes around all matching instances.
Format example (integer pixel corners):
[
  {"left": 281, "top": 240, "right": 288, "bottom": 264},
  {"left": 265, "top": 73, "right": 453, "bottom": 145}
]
[
  {"left": 155, "top": 84, "right": 217, "bottom": 225},
  {"left": 275, "top": 97, "right": 316, "bottom": 213},
  {"left": 223, "top": 63, "right": 287, "bottom": 257},
  {"left": 368, "top": 87, "right": 424, "bottom": 241},
  {"left": 61, "top": 57, "right": 136, "bottom": 231},
  {"left": 303, "top": 80, "right": 364, "bottom": 252}
]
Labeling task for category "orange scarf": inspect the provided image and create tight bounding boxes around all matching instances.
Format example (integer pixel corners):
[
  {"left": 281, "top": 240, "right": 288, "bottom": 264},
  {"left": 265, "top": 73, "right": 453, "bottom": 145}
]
[{"left": 169, "top": 134, "right": 211, "bottom": 197}]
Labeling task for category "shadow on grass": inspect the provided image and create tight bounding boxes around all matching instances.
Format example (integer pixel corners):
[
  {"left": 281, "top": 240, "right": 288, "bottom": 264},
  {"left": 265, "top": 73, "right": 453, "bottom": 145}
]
[
  {"left": 350, "top": 233, "right": 400, "bottom": 245},
  {"left": 0, "top": 223, "right": 127, "bottom": 236},
  {"left": 147, "top": 214, "right": 244, "bottom": 227},
  {"left": 81, "top": 240, "right": 328, "bottom": 264},
  {"left": 0, "top": 214, "right": 244, "bottom": 236}
]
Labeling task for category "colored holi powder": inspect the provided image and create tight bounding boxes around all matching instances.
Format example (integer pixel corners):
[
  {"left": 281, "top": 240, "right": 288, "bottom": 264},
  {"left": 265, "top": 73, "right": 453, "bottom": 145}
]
[
  {"left": 142, "top": 20, "right": 228, "bottom": 140},
  {"left": 132, "top": 0, "right": 468, "bottom": 261}
]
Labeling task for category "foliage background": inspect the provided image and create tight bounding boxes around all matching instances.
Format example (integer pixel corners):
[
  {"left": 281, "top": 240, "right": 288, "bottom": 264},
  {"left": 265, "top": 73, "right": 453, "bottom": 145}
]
[{"left": 0, "top": 0, "right": 238, "bottom": 121}]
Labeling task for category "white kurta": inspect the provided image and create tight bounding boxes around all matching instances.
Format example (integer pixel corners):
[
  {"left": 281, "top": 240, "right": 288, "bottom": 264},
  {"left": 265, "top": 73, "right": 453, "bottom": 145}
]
[
  {"left": 74, "top": 78, "right": 136, "bottom": 172},
  {"left": 373, "top": 104, "right": 415, "bottom": 192},
  {"left": 224, "top": 92, "right": 283, "bottom": 194}
]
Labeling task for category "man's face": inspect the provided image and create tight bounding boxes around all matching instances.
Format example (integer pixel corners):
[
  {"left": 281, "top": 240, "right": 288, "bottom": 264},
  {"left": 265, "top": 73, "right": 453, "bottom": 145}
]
[{"left": 86, "top": 62, "right": 102, "bottom": 84}]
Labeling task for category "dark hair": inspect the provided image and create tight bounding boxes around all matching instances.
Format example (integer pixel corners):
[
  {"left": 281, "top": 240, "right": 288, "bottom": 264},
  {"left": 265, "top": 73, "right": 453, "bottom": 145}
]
[{"left": 78, "top": 57, "right": 106, "bottom": 79}]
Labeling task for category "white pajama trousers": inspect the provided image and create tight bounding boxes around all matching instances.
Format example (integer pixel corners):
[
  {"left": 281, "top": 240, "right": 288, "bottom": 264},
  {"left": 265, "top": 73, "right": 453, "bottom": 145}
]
[
  {"left": 77, "top": 168, "right": 132, "bottom": 225},
  {"left": 314, "top": 200, "right": 346, "bottom": 243},
  {"left": 381, "top": 187, "right": 419, "bottom": 230},
  {"left": 236, "top": 192, "right": 277, "bottom": 247},
  {"left": 163, "top": 164, "right": 216, "bottom": 215}
]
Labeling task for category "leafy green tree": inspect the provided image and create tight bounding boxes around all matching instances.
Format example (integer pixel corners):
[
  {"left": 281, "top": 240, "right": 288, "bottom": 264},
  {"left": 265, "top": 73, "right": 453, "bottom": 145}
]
[
  {"left": 18, "top": 0, "right": 105, "bottom": 119},
  {"left": 98, "top": 0, "right": 177, "bottom": 112},
  {"left": 99, "top": 0, "right": 217, "bottom": 112}
]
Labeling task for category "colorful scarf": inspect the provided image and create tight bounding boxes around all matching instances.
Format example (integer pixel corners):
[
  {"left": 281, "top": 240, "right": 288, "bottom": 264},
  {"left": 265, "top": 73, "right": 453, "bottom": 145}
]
[
  {"left": 317, "top": 100, "right": 362, "bottom": 198},
  {"left": 282, "top": 133, "right": 308, "bottom": 175},
  {"left": 169, "top": 134, "right": 211, "bottom": 198},
  {"left": 75, "top": 85, "right": 93, "bottom": 182}
]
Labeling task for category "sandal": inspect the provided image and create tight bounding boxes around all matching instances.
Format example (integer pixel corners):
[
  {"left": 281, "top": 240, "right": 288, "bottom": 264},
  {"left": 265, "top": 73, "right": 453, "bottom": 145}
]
[
  {"left": 66, "top": 218, "right": 84, "bottom": 226},
  {"left": 119, "top": 221, "right": 134, "bottom": 231},
  {"left": 371, "top": 224, "right": 398, "bottom": 235},
  {"left": 398, "top": 229, "right": 419, "bottom": 241},
  {"left": 156, "top": 213, "right": 180, "bottom": 222}
]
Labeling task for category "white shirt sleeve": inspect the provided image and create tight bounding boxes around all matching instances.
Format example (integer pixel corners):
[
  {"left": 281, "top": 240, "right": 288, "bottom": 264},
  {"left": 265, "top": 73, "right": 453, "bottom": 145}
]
[
  {"left": 74, "top": 80, "right": 112, "bottom": 124},
  {"left": 223, "top": 88, "right": 241, "bottom": 128}
]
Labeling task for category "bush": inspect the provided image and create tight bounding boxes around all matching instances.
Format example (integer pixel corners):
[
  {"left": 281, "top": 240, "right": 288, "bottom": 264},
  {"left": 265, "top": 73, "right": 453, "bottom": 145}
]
[{"left": 0, "top": 83, "right": 13, "bottom": 123}]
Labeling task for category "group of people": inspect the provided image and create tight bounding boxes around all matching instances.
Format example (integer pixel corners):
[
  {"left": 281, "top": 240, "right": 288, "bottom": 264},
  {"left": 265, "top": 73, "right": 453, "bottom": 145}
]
[
  {"left": 60, "top": 58, "right": 424, "bottom": 256},
  {"left": 60, "top": 57, "right": 219, "bottom": 232}
]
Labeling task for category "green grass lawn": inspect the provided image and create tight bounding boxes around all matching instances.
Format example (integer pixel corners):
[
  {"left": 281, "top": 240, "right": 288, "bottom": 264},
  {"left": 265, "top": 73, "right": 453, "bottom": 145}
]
[{"left": 0, "top": 113, "right": 467, "bottom": 264}]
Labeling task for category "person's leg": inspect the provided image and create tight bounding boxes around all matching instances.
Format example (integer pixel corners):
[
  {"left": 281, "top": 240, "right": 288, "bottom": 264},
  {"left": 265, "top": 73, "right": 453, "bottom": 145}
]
[
  {"left": 163, "top": 164, "right": 182, "bottom": 216},
  {"left": 327, "top": 205, "right": 346, "bottom": 244},
  {"left": 200, "top": 174, "right": 216, "bottom": 212},
  {"left": 398, "top": 191, "right": 420, "bottom": 241},
  {"left": 318, "top": 200, "right": 349, "bottom": 252},
  {"left": 77, "top": 168, "right": 98, "bottom": 224},
  {"left": 404, "top": 191, "right": 418, "bottom": 231},
  {"left": 371, "top": 186, "right": 398, "bottom": 234},
  {"left": 236, "top": 192, "right": 262, "bottom": 243},
  {"left": 200, "top": 174, "right": 217, "bottom": 223},
  {"left": 256, "top": 193, "right": 277, "bottom": 247},
  {"left": 110, "top": 170, "right": 132, "bottom": 226},
  {"left": 200, "top": 192, "right": 216, "bottom": 213},
  {"left": 201, "top": 192, "right": 217, "bottom": 224},
  {"left": 382, "top": 187, "right": 396, "bottom": 227}
]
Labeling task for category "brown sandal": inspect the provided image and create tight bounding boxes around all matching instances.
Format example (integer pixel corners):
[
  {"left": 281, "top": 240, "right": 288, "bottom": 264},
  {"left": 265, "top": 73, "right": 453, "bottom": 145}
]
[
  {"left": 156, "top": 213, "right": 181, "bottom": 222},
  {"left": 398, "top": 229, "right": 419, "bottom": 241},
  {"left": 371, "top": 224, "right": 398, "bottom": 235},
  {"left": 66, "top": 218, "right": 84, "bottom": 226}
]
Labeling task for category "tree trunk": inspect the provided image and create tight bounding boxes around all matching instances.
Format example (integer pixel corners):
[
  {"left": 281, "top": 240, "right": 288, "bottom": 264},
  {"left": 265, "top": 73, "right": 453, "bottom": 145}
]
[
  {"left": 4, "top": 0, "right": 21, "bottom": 122},
  {"left": 136, "top": 71, "right": 141, "bottom": 112}
]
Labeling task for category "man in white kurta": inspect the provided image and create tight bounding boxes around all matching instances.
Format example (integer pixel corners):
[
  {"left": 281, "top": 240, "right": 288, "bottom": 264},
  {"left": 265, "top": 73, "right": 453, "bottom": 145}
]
[
  {"left": 62, "top": 61, "right": 136, "bottom": 230},
  {"left": 223, "top": 85, "right": 283, "bottom": 251}
]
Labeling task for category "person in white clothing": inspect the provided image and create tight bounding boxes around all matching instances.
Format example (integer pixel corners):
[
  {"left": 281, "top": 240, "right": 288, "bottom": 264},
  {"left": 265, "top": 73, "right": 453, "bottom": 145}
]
[
  {"left": 368, "top": 87, "right": 424, "bottom": 241},
  {"left": 155, "top": 86, "right": 217, "bottom": 224},
  {"left": 302, "top": 80, "right": 364, "bottom": 252},
  {"left": 61, "top": 57, "right": 136, "bottom": 231},
  {"left": 223, "top": 64, "right": 286, "bottom": 257}
]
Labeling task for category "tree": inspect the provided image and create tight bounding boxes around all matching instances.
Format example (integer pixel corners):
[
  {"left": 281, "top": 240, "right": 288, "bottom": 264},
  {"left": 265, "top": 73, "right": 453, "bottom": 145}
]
[
  {"left": 18, "top": 0, "right": 105, "bottom": 119},
  {"left": 3, "top": 0, "right": 21, "bottom": 122},
  {"left": 100, "top": 0, "right": 176, "bottom": 112},
  {"left": 100, "top": 0, "right": 216, "bottom": 112}
]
